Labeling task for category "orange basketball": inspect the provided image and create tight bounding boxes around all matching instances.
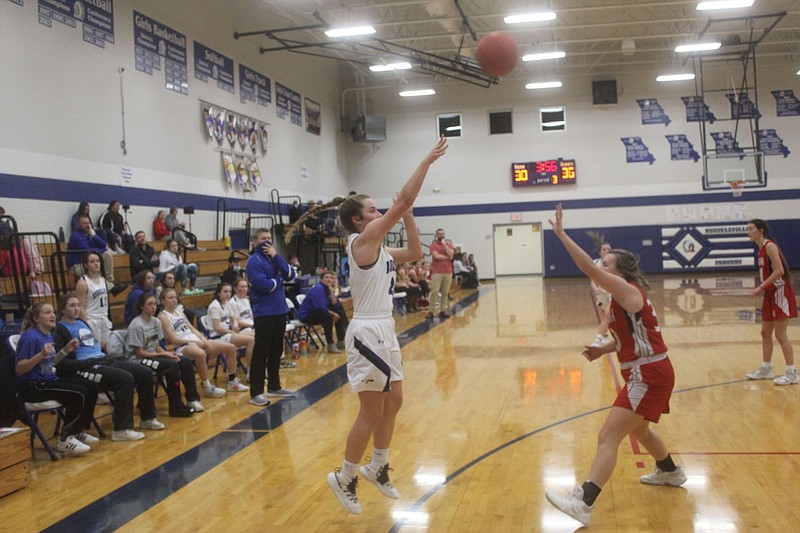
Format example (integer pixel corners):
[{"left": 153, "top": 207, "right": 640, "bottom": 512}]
[{"left": 475, "top": 32, "right": 519, "bottom": 77}]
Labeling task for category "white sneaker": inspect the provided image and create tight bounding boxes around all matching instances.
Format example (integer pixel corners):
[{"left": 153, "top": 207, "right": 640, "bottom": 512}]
[
  {"left": 75, "top": 432, "right": 100, "bottom": 445},
  {"left": 639, "top": 465, "right": 687, "bottom": 486},
  {"left": 545, "top": 486, "right": 594, "bottom": 526},
  {"left": 746, "top": 366, "right": 774, "bottom": 380},
  {"left": 57, "top": 435, "right": 91, "bottom": 455},
  {"left": 267, "top": 388, "right": 296, "bottom": 398},
  {"left": 203, "top": 383, "right": 226, "bottom": 398},
  {"left": 773, "top": 370, "right": 800, "bottom": 386},
  {"left": 140, "top": 418, "right": 166, "bottom": 430},
  {"left": 359, "top": 464, "right": 399, "bottom": 499},
  {"left": 96, "top": 392, "right": 111, "bottom": 405},
  {"left": 228, "top": 378, "right": 249, "bottom": 392},
  {"left": 188, "top": 400, "right": 205, "bottom": 412},
  {"left": 249, "top": 394, "right": 270, "bottom": 406},
  {"left": 327, "top": 471, "right": 362, "bottom": 514},
  {"left": 111, "top": 429, "right": 145, "bottom": 441}
]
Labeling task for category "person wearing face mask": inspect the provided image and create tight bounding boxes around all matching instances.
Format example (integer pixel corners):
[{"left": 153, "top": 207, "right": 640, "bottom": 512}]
[
  {"left": 245, "top": 229, "right": 296, "bottom": 406},
  {"left": 221, "top": 254, "right": 244, "bottom": 285}
]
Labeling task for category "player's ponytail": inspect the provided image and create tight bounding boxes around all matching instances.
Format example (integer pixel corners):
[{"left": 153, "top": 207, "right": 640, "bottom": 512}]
[{"left": 284, "top": 196, "right": 350, "bottom": 244}]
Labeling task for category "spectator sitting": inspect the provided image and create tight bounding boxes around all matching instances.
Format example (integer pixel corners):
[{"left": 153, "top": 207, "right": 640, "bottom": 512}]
[
  {"left": 220, "top": 253, "right": 244, "bottom": 286},
  {"left": 395, "top": 264, "right": 422, "bottom": 312},
  {"left": 288, "top": 201, "right": 302, "bottom": 223},
  {"left": 124, "top": 270, "right": 156, "bottom": 324},
  {"left": 453, "top": 252, "right": 479, "bottom": 289},
  {"left": 0, "top": 206, "right": 46, "bottom": 283},
  {"left": 155, "top": 271, "right": 195, "bottom": 326},
  {"left": 297, "top": 271, "right": 349, "bottom": 353},
  {"left": 165, "top": 206, "right": 204, "bottom": 250},
  {"left": 159, "top": 239, "right": 201, "bottom": 295},
  {"left": 97, "top": 200, "right": 130, "bottom": 254},
  {"left": 302, "top": 200, "right": 321, "bottom": 233},
  {"left": 129, "top": 231, "right": 159, "bottom": 279},
  {"left": 67, "top": 214, "right": 120, "bottom": 290},
  {"left": 71, "top": 202, "right": 113, "bottom": 245},
  {"left": 153, "top": 210, "right": 170, "bottom": 241},
  {"left": 288, "top": 255, "right": 302, "bottom": 276}
]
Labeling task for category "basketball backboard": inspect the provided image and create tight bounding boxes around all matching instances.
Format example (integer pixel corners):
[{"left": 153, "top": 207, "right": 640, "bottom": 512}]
[{"left": 703, "top": 151, "right": 766, "bottom": 190}]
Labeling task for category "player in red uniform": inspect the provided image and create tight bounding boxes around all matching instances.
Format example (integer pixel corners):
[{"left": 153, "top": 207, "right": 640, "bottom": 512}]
[
  {"left": 544, "top": 203, "right": 686, "bottom": 527},
  {"left": 745, "top": 218, "right": 798, "bottom": 385}
]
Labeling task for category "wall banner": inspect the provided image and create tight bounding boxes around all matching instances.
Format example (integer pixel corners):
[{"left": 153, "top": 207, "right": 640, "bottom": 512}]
[
  {"left": 38, "top": 0, "right": 114, "bottom": 48},
  {"left": 637, "top": 99, "right": 671, "bottom": 126},
  {"left": 239, "top": 64, "right": 271, "bottom": 107},
  {"left": 621, "top": 136, "right": 656, "bottom": 164},
  {"left": 276, "top": 82, "right": 302, "bottom": 126},
  {"left": 771, "top": 90, "right": 800, "bottom": 117},
  {"left": 194, "top": 41, "right": 234, "bottom": 93},
  {"left": 133, "top": 10, "right": 188, "bottom": 95}
]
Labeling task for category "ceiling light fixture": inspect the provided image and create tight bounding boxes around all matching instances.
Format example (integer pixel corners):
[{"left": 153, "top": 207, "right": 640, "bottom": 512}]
[
  {"left": 675, "top": 42, "right": 722, "bottom": 53},
  {"left": 399, "top": 89, "right": 436, "bottom": 97},
  {"left": 621, "top": 37, "right": 636, "bottom": 56},
  {"left": 696, "top": 0, "right": 754, "bottom": 10},
  {"left": 656, "top": 73, "right": 696, "bottom": 82},
  {"left": 522, "top": 51, "right": 566, "bottom": 61},
  {"left": 525, "top": 81, "right": 562, "bottom": 90},
  {"left": 504, "top": 12, "right": 557, "bottom": 24},
  {"left": 324, "top": 26, "right": 376, "bottom": 38},
  {"left": 370, "top": 62, "right": 412, "bottom": 72}
]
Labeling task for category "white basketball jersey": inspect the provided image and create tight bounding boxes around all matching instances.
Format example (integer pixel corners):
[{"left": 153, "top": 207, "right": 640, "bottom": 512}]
[
  {"left": 231, "top": 295, "right": 253, "bottom": 322},
  {"left": 162, "top": 309, "right": 196, "bottom": 340},
  {"left": 347, "top": 233, "right": 395, "bottom": 319},
  {"left": 82, "top": 274, "right": 108, "bottom": 319}
]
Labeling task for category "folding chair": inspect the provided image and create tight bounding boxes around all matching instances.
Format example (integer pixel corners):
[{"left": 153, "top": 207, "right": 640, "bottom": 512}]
[
  {"left": 285, "top": 297, "right": 325, "bottom": 348},
  {"left": 393, "top": 291, "right": 408, "bottom": 315},
  {"left": 7, "top": 335, "right": 105, "bottom": 461},
  {"left": 198, "top": 314, "right": 248, "bottom": 379}
]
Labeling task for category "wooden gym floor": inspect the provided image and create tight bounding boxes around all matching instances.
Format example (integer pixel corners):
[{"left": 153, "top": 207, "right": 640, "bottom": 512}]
[{"left": 4, "top": 274, "right": 799, "bottom": 532}]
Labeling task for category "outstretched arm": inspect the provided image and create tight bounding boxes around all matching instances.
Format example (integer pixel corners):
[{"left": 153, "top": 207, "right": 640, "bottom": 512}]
[
  {"left": 357, "top": 138, "right": 448, "bottom": 255},
  {"left": 548, "top": 203, "right": 642, "bottom": 313}
]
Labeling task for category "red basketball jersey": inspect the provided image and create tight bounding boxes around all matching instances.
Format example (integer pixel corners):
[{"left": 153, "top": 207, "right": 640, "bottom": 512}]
[
  {"left": 608, "top": 283, "right": 668, "bottom": 363},
  {"left": 758, "top": 239, "right": 790, "bottom": 293}
]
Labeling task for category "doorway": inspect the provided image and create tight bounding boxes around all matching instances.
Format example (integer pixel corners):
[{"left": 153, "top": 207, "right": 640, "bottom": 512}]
[{"left": 493, "top": 223, "right": 543, "bottom": 276}]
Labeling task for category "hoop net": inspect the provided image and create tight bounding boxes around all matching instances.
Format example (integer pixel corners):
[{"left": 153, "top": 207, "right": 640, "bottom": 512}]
[{"left": 729, "top": 180, "right": 744, "bottom": 198}]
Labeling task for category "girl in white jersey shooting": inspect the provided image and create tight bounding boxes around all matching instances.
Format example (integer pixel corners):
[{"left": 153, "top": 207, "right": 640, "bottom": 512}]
[{"left": 286, "top": 137, "right": 448, "bottom": 514}]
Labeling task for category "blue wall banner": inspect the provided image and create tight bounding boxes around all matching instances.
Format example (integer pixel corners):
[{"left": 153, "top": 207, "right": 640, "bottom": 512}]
[
  {"left": 661, "top": 224, "right": 753, "bottom": 271},
  {"left": 637, "top": 99, "right": 671, "bottom": 126},
  {"left": 666, "top": 134, "right": 700, "bottom": 162},
  {"left": 621, "top": 137, "right": 655, "bottom": 164},
  {"left": 771, "top": 90, "right": 800, "bottom": 117},
  {"left": 239, "top": 64, "right": 271, "bottom": 107},
  {"left": 725, "top": 92, "right": 761, "bottom": 119},
  {"left": 133, "top": 11, "right": 188, "bottom": 95},
  {"left": 710, "top": 132, "right": 745, "bottom": 158},
  {"left": 681, "top": 96, "right": 716, "bottom": 123},
  {"left": 756, "top": 129, "right": 790, "bottom": 157},
  {"left": 194, "top": 41, "right": 234, "bottom": 93},
  {"left": 305, "top": 98, "right": 321, "bottom": 135},
  {"left": 38, "top": 0, "right": 114, "bottom": 48},
  {"left": 276, "top": 82, "right": 302, "bottom": 126}
]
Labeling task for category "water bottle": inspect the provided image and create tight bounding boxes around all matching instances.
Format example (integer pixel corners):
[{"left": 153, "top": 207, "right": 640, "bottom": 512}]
[
  {"left": 292, "top": 343, "right": 300, "bottom": 359},
  {"left": 41, "top": 347, "right": 56, "bottom": 376},
  {"left": 299, "top": 339, "right": 308, "bottom": 356},
  {"left": 58, "top": 226, "right": 65, "bottom": 243}
]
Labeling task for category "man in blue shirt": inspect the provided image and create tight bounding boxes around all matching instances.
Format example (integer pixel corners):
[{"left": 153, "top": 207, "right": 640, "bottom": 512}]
[
  {"left": 298, "top": 271, "right": 348, "bottom": 353},
  {"left": 68, "top": 215, "right": 120, "bottom": 290}
]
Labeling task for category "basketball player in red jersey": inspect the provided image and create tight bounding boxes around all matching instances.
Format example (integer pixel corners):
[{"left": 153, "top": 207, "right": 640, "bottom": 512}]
[
  {"left": 745, "top": 218, "right": 798, "bottom": 385},
  {"left": 544, "top": 203, "right": 686, "bottom": 527}
]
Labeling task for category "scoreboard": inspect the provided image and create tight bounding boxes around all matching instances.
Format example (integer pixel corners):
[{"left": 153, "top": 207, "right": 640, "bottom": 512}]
[{"left": 512, "top": 158, "right": 576, "bottom": 187}]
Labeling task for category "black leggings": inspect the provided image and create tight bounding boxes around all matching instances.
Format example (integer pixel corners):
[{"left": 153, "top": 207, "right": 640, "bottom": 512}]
[
  {"left": 252, "top": 314, "right": 287, "bottom": 395},
  {"left": 138, "top": 356, "right": 199, "bottom": 404},
  {"left": 76, "top": 359, "right": 157, "bottom": 430},
  {"left": 18, "top": 377, "right": 98, "bottom": 437}
]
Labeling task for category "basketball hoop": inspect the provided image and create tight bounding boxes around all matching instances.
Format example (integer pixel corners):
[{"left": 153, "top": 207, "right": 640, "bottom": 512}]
[{"left": 729, "top": 180, "right": 744, "bottom": 198}]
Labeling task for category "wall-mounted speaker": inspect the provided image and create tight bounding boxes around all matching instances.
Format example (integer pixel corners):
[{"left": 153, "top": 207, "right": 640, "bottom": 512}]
[{"left": 592, "top": 80, "right": 618, "bottom": 105}]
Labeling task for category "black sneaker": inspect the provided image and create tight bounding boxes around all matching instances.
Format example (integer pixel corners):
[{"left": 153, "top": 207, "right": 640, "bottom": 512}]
[{"left": 109, "top": 283, "right": 129, "bottom": 297}]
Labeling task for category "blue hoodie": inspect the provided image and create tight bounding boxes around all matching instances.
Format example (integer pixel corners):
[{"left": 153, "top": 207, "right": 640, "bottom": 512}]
[{"left": 246, "top": 248, "right": 295, "bottom": 317}]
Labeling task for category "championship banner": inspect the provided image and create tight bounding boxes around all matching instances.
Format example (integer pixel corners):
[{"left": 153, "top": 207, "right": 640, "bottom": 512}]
[
  {"left": 38, "top": 0, "right": 114, "bottom": 48},
  {"left": 666, "top": 134, "right": 700, "bottom": 162},
  {"left": 133, "top": 10, "right": 188, "bottom": 95},
  {"left": 637, "top": 99, "right": 671, "bottom": 126},
  {"left": 240, "top": 64, "right": 271, "bottom": 107},
  {"left": 276, "top": 82, "right": 302, "bottom": 126},
  {"left": 771, "top": 90, "right": 800, "bottom": 117},
  {"left": 194, "top": 41, "right": 234, "bottom": 93},
  {"left": 305, "top": 98, "right": 320, "bottom": 135},
  {"left": 621, "top": 137, "right": 655, "bottom": 164},
  {"left": 681, "top": 96, "right": 716, "bottom": 123}
]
